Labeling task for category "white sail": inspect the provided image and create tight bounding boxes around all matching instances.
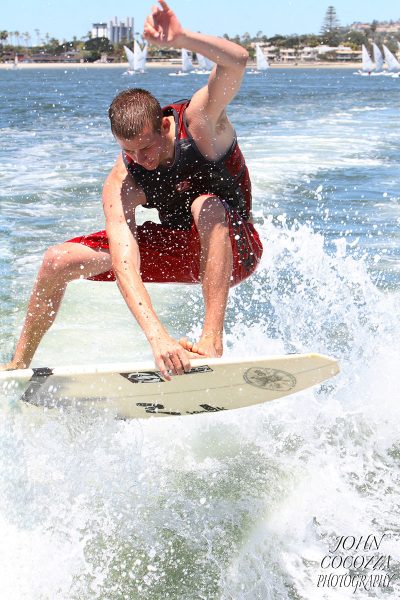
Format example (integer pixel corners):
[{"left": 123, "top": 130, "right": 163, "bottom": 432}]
[
  {"left": 124, "top": 45, "right": 136, "bottom": 71},
  {"left": 182, "top": 48, "right": 193, "bottom": 72},
  {"left": 123, "top": 42, "right": 147, "bottom": 73},
  {"left": 382, "top": 44, "right": 400, "bottom": 72},
  {"left": 196, "top": 53, "right": 214, "bottom": 71},
  {"left": 255, "top": 44, "right": 269, "bottom": 71},
  {"left": 361, "top": 45, "right": 373, "bottom": 73},
  {"left": 134, "top": 40, "right": 147, "bottom": 71},
  {"left": 372, "top": 43, "right": 384, "bottom": 73}
]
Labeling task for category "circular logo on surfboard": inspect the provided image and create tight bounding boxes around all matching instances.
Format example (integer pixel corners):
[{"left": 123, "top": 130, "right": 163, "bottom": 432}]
[{"left": 243, "top": 367, "right": 296, "bottom": 391}]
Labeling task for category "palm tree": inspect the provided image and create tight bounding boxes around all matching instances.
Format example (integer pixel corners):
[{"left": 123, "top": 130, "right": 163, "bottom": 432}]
[
  {"left": 34, "top": 28, "right": 40, "bottom": 46},
  {"left": 23, "top": 31, "right": 31, "bottom": 49},
  {"left": 15, "top": 31, "right": 21, "bottom": 47}
]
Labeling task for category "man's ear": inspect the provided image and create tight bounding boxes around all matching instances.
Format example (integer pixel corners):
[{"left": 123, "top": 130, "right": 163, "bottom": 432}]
[{"left": 161, "top": 116, "right": 171, "bottom": 133}]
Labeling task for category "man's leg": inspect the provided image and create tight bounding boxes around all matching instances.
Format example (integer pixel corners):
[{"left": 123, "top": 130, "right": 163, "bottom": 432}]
[
  {"left": 2, "top": 243, "right": 112, "bottom": 370},
  {"left": 185, "top": 195, "right": 233, "bottom": 357}
]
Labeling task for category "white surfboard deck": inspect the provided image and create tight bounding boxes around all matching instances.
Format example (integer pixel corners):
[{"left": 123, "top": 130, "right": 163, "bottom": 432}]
[{"left": 0, "top": 354, "right": 339, "bottom": 420}]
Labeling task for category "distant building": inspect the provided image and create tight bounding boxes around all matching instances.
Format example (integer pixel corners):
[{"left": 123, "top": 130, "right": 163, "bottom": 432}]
[
  {"left": 91, "top": 17, "right": 134, "bottom": 42},
  {"left": 300, "top": 46, "right": 320, "bottom": 61},
  {"left": 279, "top": 48, "right": 297, "bottom": 63},
  {"left": 92, "top": 23, "right": 108, "bottom": 38},
  {"left": 350, "top": 20, "right": 400, "bottom": 33},
  {"left": 108, "top": 17, "right": 134, "bottom": 43},
  {"left": 297, "top": 45, "right": 361, "bottom": 62},
  {"left": 376, "top": 21, "right": 400, "bottom": 33},
  {"left": 334, "top": 46, "right": 362, "bottom": 61},
  {"left": 250, "top": 42, "right": 278, "bottom": 62},
  {"left": 299, "top": 45, "right": 339, "bottom": 61},
  {"left": 350, "top": 22, "right": 371, "bottom": 32},
  {"left": 300, "top": 44, "right": 351, "bottom": 62},
  {"left": 30, "top": 51, "right": 81, "bottom": 63}
]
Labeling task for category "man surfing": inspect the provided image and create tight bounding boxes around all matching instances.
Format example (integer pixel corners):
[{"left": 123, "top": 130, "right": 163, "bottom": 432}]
[{"left": 2, "top": 1, "right": 263, "bottom": 380}]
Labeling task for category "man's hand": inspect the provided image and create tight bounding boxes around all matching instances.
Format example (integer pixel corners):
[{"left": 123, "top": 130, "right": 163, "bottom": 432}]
[
  {"left": 143, "top": 1, "right": 184, "bottom": 47},
  {"left": 151, "top": 332, "right": 204, "bottom": 381}
]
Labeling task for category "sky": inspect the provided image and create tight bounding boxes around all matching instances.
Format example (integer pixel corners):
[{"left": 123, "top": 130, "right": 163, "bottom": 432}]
[{"left": 2, "top": 0, "right": 399, "bottom": 43}]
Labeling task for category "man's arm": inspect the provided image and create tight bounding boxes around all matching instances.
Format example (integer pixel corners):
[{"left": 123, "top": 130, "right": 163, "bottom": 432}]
[
  {"left": 143, "top": 1, "right": 248, "bottom": 124},
  {"left": 103, "top": 155, "right": 199, "bottom": 379}
]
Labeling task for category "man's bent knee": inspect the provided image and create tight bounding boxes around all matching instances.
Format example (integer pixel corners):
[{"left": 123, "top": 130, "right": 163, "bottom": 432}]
[
  {"left": 40, "top": 243, "right": 88, "bottom": 282},
  {"left": 191, "top": 195, "right": 228, "bottom": 231}
]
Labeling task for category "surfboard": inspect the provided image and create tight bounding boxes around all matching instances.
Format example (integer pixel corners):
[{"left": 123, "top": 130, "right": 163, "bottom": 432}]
[{"left": 0, "top": 353, "right": 339, "bottom": 420}]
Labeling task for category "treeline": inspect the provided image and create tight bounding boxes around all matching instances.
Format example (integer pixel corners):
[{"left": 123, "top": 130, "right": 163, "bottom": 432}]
[
  {"left": 1, "top": 10, "right": 400, "bottom": 63},
  {"left": 224, "top": 8, "right": 400, "bottom": 57},
  {"left": 0, "top": 33, "right": 188, "bottom": 62},
  {"left": 0, "top": 33, "right": 119, "bottom": 62},
  {"left": 224, "top": 29, "right": 400, "bottom": 57}
]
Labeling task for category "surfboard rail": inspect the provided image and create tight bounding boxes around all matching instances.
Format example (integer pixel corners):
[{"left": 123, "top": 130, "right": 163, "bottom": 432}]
[
  {"left": 0, "top": 353, "right": 338, "bottom": 380},
  {"left": 0, "top": 353, "right": 340, "bottom": 419}
]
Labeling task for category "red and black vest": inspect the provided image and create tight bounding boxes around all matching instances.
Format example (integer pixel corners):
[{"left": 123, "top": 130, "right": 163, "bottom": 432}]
[{"left": 123, "top": 99, "right": 252, "bottom": 230}]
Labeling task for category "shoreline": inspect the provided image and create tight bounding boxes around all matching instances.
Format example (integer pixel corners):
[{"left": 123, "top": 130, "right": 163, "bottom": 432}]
[{"left": 1, "top": 61, "right": 361, "bottom": 70}]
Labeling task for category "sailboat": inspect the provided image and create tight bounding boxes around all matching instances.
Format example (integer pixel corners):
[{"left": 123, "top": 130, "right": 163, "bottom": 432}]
[
  {"left": 372, "top": 43, "right": 384, "bottom": 75},
  {"left": 382, "top": 44, "right": 400, "bottom": 75},
  {"left": 248, "top": 44, "right": 269, "bottom": 74},
  {"left": 394, "top": 43, "right": 400, "bottom": 78},
  {"left": 123, "top": 41, "right": 147, "bottom": 75},
  {"left": 169, "top": 48, "right": 193, "bottom": 76},
  {"left": 194, "top": 53, "right": 214, "bottom": 74},
  {"left": 123, "top": 45, "right": 136, "bottom": 74},
  {"left": 136, "top": 41, "right": 148, "bottom": 72},
  {"left": 356, "top": 45, "right": 374, "bottom": 76}
]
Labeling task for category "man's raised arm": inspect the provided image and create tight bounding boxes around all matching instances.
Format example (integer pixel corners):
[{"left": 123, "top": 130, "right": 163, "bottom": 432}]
[{"left": 143, "top": 0, "right": 248, "bottom": 117}]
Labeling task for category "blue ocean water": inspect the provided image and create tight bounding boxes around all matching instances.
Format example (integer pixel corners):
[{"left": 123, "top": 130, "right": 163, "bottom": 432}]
[{"left": 0, "top": 66, "right": 399, "bottom": 599}]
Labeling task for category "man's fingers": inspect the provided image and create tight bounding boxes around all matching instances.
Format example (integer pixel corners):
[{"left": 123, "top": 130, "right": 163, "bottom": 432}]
[
  {"left": 177, "top": 348, "right": 191, "bottom": 373},
  {"left": 170, "top": 353, "right": 184, "bottom": 376},
  {"left": 170, "top": 347, "right": 191, "bottom": 374},
  {"left": 159, "top": 349, "right": 190, "bottom": 378},
  {"left": 158, "top": 0, "right": 171, "bottom": 11},
  {"left": 155, "top": 338, "right": 200, "bottom": 379},
  {"left": 145, "top": 13, "right": 156, "bottom": 27},
  {"left": 164, "top": 353, "right": 177, "bottom": 374},
  {"left": 157, "top": 357, "right": 171, "bottom": 381},
  {"left": 144, "top": 21, "right": 159, "bottom": 37}
]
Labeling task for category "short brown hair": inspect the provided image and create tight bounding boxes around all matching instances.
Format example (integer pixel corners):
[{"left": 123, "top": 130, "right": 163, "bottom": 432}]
[{"left": 108, "top": 88, "right": 163, "bottom": 139}]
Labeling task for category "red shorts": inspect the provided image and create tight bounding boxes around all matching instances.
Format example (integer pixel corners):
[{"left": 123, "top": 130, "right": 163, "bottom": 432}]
[{"left": 67, "top": 207, "right": 263, "bottom": 287}]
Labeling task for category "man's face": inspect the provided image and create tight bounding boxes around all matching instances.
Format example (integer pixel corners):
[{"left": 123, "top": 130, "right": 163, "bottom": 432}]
[{"left": 117, "top": 124, "right": 163, "bottom": 171}]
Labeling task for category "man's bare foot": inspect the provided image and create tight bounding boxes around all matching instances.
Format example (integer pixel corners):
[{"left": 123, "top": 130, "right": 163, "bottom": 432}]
[{"left": 179, "top": 336, "right": 222, "bottom": 358}]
